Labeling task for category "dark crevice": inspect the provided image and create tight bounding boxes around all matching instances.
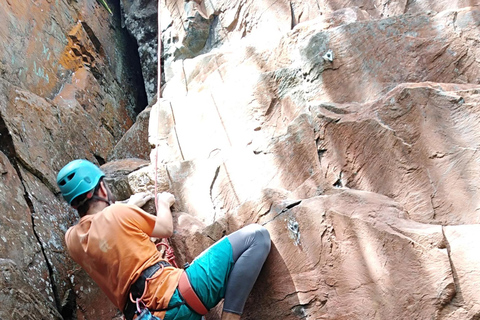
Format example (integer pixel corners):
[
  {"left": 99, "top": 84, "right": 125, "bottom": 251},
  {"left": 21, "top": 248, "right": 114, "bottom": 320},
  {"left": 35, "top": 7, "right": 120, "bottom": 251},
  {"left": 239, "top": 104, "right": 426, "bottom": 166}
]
[
  {"left": 290, "top": 1, "right": 296, "bottom": 30},
  {"left": 206, "top": 234, "right": 216, "bottom": 243},
  {"left": 0, "top": 115, "right": 15, "bottom": 159},
  {"left": 81, "top": 21, "right": 105, "bottom": 55},
  {"left": 24, "top": 190, "right": 65, "bottom": 317},
  {"left": 210, "top": 165, "right": 221, "bottom": 221},
  {"left": 94, "top": 154, "right": 106, "bottom": 166},
  {"left": 109, "top": 0, "right": 148, "bottom": 115},
  {"left": 317, "top": 148, "right": 327, "bottom": 164},
  {"left": 60, "top": 288, "right": 77, "bottom": 319},
  {"left": 123, "top": 31, "right": 148, "bottom": 115},
  {"left": 17, "top": 156, "right": 58, "bottom": 194},
  {"left": 262, "top": 200, "right": 302, "bottom": 225},
  {"left": 0, "top": 114, "right": 66, "bottom": 316},
  {"left": 441, "top": 226, "right": 461, "bottom": 305},
  {"left": 333, "top": 171, "right": 343, "bottom": 188}
]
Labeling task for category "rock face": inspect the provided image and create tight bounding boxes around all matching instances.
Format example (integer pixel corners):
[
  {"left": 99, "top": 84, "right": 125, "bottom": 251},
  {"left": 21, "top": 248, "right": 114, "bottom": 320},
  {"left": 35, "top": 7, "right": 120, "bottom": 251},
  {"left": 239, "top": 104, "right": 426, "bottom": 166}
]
[
  {"left": 0, "top": 0, "right": 146, "bottom": 319},
  {"left": 2, "top": 0, "right": 480, "bottom": 320},
  {"left": 249, "top": 190, "right": 453, "bottom": 319},
  {"left": 138, "top": 1, "right": 480, "bottom": 320}
]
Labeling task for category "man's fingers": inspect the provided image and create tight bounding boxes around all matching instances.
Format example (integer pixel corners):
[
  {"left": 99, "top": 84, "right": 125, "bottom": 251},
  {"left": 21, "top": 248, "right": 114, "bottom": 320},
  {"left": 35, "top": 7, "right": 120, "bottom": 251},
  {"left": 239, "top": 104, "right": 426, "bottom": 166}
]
[
  {"left": 157, "top": 192, "right": 175, "bottom": 207},
  {"left": 126, "top": 192, "right": 155, "bottom": 207}
]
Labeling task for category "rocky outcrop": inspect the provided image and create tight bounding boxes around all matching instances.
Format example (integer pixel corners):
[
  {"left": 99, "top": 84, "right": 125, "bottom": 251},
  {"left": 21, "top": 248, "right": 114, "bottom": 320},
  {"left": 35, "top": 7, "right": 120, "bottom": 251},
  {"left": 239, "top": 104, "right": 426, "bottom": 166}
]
[
  {"left": 0, "top": 0, "right": 147, "bottom": 319},
  {"left": 133, "top": 2, "right": 480, "bottom": 320},
  {"left": 108, "top": 107, "right": 153, "bottom": 161},
  {"left": 2, "top": 0, "right": 480, "bottom": 320},
  {"left": 248, "top": 190, "right": 453, "bottom": 319}
]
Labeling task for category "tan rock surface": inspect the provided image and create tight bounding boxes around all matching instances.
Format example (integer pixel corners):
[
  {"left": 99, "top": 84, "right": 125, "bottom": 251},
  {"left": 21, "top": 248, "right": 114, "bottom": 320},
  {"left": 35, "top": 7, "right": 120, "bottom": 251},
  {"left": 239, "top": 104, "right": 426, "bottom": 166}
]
[
  {"left": 2, "top": 0, "right": 480, "bottom": 319},
  {"left": 442, "top": 225, "right": 480, "bottom": 318},
  {"left": 243, "top": 190, "right": 453, "bottom": 319},
  {"left": 136, "top": 4, "right": 480, "bottom": 320}
]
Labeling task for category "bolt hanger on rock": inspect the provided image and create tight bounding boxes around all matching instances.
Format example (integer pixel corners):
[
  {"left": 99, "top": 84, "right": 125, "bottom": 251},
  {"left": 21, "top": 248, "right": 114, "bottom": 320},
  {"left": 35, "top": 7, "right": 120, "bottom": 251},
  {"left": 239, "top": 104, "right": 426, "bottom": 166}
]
[{"left": 323, "top": 49, "right": 334, "bottom": 62}]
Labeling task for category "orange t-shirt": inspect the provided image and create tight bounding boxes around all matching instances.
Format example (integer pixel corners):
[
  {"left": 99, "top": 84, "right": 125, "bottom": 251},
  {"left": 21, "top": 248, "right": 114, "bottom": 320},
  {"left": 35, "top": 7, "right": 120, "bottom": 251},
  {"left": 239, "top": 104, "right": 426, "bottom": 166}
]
[{"left": 65, "top": 203, "right": 182, "bottom": 315}]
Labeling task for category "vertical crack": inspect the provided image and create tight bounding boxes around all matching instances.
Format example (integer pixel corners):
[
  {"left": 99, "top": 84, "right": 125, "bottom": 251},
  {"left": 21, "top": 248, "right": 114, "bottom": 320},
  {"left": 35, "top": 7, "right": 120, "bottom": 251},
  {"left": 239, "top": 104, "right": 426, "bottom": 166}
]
[
  {"left": 167, "top": 100, "right": 185, "bottom": 161},
  {"left": 441, "top": 226, "right": 461, "bottom": 304},
  {"left": 0, "top": 114, "right": 66, "bottom": 316},
  {"left": 261, "top": 200, "right": 302, "bottom": 225},
  {"left": 181, "top": 59, "right": 189, "bottom": 94},
  {"left": 289, "top": 1, "right": 296, "bottom": 30},
  {"left": 210, "top": 165, "right": 221, "bottom": 221},
  {"left": 24, "top": 189, "right": 64, "bottom": 315}
]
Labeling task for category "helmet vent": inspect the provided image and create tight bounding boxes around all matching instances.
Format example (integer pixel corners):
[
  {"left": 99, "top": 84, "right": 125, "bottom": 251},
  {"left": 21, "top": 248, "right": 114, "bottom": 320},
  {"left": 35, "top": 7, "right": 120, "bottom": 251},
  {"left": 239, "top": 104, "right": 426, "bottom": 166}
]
[{"left": 59, "top": 173, "right": 76, "bottom": 186}]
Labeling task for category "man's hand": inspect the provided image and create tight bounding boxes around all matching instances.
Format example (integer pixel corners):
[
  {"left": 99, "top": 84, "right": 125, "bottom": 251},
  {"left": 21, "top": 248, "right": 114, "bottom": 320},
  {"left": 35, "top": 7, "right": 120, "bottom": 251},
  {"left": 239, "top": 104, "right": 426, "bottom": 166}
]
[
  {"left": 157, "top": 192, "right": 175, "bottom": 208},
  {"left": 151, "top": 192, "right": 175, "bottom": 238},
  {"left": 127, "top": 192, "right": 154, "bottom": 207}
]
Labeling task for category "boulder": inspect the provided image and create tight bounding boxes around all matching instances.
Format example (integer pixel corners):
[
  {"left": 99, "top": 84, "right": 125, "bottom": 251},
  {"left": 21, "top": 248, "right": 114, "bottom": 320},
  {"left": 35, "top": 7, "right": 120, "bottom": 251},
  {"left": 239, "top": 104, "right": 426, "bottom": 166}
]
[
  {"left": 0, "top": 78, "right": 116, "bottom": 188},
  {"left": 313, "top": 84, "right": 480, "bottom": 225},
  {"left": 138, "top": 5, "right": 480, "bottom": 320},
  {"left": 109, "top": 108, "right": 153, "bottom": 162},
  {"left": 101, "top": 158, "right": 151, "bottom": 201}
]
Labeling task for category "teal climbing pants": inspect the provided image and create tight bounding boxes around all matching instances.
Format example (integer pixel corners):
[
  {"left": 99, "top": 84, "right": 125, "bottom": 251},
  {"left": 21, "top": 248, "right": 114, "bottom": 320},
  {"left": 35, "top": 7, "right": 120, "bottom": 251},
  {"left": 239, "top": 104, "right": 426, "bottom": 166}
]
[{"left": 163, "top": 237, "right": 234, "bottom": 320}]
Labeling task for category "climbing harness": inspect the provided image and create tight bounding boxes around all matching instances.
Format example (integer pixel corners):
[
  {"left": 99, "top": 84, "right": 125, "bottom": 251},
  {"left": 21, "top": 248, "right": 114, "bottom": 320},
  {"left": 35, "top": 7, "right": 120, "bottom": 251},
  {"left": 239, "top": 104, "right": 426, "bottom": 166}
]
[
  {"left": 178, "top": 271, "right": 209, "bottom": 315},
  {"left": 124, "top": 260, "right": 209, "bottom": 319},
  {"left": 124, "top": 261, "right": 170, "bottom": 320}
]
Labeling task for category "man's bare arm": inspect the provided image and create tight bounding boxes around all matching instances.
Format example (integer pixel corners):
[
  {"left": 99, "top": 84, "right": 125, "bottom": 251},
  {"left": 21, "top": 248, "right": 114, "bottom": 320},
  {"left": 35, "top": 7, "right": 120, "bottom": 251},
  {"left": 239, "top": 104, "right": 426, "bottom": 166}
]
[{"left": 151, "top": 192, "right": 175, "bottom": 238}]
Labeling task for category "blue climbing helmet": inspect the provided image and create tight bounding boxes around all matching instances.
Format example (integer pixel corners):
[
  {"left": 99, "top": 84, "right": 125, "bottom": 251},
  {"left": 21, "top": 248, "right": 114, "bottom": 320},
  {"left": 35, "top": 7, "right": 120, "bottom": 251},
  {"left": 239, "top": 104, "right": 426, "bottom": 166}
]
[{"left": 56, "top": 159, "right": 105, "bottom": 205}]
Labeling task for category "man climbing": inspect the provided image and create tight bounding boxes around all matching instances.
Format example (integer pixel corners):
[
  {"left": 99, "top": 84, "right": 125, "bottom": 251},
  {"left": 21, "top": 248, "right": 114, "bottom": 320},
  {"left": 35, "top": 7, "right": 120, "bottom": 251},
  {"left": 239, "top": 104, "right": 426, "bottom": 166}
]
[{"left": 57, "top": 159, "right": 271, "bottom": 320}]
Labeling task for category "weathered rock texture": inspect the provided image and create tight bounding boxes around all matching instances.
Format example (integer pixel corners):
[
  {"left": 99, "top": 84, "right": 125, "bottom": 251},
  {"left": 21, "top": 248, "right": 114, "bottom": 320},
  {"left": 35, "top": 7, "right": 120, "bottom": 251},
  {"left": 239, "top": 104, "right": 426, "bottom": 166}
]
[
  {"left": 0, "top": 0, "right": 146, "bottom": 319},
  {"left": 140, "top": 1, "right": 480, "bottom": 320},
  {"left": 2, "top": 0, "right": 480, "bottom": 319}
]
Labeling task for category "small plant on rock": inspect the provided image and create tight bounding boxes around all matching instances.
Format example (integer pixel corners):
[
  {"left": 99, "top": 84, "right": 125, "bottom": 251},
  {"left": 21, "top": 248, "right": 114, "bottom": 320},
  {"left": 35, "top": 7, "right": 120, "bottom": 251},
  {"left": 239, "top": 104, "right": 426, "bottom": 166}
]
[{"left": 97, "top": 0, "right": 113, "bottom": 14}]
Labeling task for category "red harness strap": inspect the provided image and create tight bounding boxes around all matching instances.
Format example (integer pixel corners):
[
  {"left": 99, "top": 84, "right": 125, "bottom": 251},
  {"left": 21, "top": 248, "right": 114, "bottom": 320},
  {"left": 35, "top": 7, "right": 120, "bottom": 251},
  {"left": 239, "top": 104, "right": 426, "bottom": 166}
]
[{"left": 178, "top": 271, "right": 209, "bottom": 315}]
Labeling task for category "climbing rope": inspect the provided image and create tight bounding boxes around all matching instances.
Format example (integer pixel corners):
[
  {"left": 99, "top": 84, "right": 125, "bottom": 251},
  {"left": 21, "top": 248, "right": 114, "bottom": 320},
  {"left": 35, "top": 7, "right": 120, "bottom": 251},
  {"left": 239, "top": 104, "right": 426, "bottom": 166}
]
[
  {"left": 154, "top": 0, "right": 178, "bottom": 269},
  {"left": 154, "top": 143, "right": 179, "bottom": 268}
]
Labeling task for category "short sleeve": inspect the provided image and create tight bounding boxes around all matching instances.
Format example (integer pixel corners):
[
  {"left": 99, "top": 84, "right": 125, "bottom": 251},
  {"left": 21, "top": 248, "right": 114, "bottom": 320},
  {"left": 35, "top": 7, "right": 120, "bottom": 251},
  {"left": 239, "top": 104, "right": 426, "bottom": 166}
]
[{"left": 110, "top": 203, "right": 157, "bottom": 236}]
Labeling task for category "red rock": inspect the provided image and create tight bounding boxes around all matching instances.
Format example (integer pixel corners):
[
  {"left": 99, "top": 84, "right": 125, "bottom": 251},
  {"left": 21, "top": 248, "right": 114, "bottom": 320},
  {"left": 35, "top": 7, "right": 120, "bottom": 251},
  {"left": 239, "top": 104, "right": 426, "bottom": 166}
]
[{"left": 2, "top": 0, "right": 480, "bottom": 319}]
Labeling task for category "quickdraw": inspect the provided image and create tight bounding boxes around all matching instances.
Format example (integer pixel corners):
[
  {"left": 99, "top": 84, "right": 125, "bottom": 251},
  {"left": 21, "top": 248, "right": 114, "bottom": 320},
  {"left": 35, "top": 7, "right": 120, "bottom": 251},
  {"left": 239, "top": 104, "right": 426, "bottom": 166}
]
[{"left": 135, "top": 308, "right": 161, "bottom": 320}]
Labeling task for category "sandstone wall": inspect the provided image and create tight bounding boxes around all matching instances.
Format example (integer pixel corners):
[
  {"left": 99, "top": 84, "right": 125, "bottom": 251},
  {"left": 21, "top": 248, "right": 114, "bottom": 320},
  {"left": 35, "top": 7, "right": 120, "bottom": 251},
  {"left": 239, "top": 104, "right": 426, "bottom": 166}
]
[
  {"left": 126, "top": 0, "right": 480, "bottom": 319},
  {"left": 2, "top": 0, "right": 480, "bottom": 319}
]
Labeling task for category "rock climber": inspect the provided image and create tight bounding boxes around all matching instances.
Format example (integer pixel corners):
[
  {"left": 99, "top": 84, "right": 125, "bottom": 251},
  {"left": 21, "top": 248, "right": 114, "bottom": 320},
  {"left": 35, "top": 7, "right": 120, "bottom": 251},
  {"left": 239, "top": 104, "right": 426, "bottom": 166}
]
[{"left": 57, "top": 159, "right": 271, "bottom": 320}]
